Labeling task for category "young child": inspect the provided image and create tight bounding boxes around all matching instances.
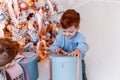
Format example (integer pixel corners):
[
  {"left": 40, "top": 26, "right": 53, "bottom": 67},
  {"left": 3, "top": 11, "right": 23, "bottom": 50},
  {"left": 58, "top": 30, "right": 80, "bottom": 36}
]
[
  {"left": 49, "top": 9, "right": 89, "bottom": 80},
  {"left": 0, "top": 38, "right": 20, "bottom": 67}
]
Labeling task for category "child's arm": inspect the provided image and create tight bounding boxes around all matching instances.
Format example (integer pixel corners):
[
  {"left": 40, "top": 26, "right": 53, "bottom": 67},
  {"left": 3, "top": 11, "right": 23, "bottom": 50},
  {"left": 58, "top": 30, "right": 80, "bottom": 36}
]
[
  {"left": 49, "top": 32, "right": 61, "bottom": 53},
  {"left": 69, "top": 33, "right": 89, "bottom": 58},
  {"left": 76, "top": 42, "right": 89, "bottom": 58}
]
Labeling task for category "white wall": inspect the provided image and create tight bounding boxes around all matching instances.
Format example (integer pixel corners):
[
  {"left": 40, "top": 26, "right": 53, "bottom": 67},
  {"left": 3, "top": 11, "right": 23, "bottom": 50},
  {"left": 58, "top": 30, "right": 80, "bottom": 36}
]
[{"left": 65, "top": 1, "right": 120, "bottom": 80}]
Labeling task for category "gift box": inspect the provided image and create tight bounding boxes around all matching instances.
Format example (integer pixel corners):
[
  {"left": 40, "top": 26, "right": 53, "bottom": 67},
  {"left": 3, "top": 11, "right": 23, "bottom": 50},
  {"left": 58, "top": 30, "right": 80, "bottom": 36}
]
[
  {"left": 5, "top": 62, "right": 25, "bottom": 80},
  {"left": 17, "top": 52, "right": 39, "bottom": 80},
  {"left": 0, "top": 67, "right": 7, "bottom": 80},
  {"left": 49, "top": 54, "right": 82, "bottom": 80}
]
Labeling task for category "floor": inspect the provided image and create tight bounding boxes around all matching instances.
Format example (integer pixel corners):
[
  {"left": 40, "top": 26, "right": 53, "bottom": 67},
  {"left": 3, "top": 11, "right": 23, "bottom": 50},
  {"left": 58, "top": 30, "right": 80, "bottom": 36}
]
[{"left": 38, "top": 58, "right": 50, "bottom": 80}]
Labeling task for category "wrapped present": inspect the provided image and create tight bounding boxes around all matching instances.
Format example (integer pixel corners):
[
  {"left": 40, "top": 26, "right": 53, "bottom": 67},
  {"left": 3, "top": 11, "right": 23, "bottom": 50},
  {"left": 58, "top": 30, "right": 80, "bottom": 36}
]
[
  {"left": 5, "top": 62, "right": 25, "bottom": 80},
  {"left": 0, "top": 67, "right": 7, "bottom": 80},
  {"left": 15, "top": 52, "right": 39, "bottom": 80},
  {"left": 49, "top": 53, "right": 82, "bottom": 80}
]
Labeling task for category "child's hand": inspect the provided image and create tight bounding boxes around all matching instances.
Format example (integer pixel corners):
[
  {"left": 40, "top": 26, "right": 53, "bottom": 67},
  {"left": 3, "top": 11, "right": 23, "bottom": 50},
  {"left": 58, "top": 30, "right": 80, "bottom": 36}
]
[
  {"left": 55, "top": 48, "right": 61, "bottom": 53},
  {"left": 55, "top": 48, "right": 67, "bottom": 55},
  {"left": 68, "top": 49, "right": 82, "bottom": 58}
]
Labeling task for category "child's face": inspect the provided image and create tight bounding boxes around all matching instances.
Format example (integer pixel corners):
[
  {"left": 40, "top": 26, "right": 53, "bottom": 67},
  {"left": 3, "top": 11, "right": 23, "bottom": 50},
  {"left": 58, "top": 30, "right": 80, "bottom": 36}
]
[{"left": 62, "top": 26, "right": 79, "bottom": 39}]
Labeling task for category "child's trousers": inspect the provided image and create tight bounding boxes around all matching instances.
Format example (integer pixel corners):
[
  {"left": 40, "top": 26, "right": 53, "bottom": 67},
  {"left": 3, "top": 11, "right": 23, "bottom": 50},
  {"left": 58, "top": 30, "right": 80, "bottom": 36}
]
[{"left": 82, "top": 60, "right": 87, "bottom": 80}]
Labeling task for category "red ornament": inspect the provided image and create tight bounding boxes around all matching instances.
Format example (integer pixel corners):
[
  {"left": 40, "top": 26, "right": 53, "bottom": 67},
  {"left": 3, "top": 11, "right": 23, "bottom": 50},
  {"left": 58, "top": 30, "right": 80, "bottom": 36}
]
[{"left": 19, "top": 1, "right": 29, "bottom": 10}]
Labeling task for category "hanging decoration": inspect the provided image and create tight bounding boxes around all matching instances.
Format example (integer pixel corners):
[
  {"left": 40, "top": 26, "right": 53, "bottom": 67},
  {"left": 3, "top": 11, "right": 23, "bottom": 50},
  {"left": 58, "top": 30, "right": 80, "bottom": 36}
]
[
  {"left": 0, "top": 10, "right": 5, "bottom": 21},
  {"left": 19, "top": 1, "right": 29, "bottom": 10}
]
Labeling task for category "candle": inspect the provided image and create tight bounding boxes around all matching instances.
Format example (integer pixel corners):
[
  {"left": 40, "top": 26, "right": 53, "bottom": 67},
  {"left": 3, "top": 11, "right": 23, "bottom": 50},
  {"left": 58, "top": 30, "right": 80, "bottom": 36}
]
[
  {"left": 0, "top": 20, "right": 5, "bottom": 37},
  {"left": 12, "top": 0, "right": 19, "bottom": 18},
  {"left": 35, "top": 9, "right": 43, "bottom": 32},
  {"left": 7, "top": 0, "right": 19, "bottom": 26}
]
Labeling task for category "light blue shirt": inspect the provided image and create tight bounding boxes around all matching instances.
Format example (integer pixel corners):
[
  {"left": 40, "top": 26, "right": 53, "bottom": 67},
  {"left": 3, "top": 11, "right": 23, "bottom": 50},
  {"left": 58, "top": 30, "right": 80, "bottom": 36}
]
[{"left": 49, "top": 31, "right": 89, "bottom": 60}]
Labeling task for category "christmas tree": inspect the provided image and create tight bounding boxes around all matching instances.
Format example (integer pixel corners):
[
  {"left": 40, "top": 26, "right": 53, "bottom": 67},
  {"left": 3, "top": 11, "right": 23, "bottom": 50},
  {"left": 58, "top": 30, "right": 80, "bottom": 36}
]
[{"left": 0, "top": 0, "right": 63, "bottom": 60}]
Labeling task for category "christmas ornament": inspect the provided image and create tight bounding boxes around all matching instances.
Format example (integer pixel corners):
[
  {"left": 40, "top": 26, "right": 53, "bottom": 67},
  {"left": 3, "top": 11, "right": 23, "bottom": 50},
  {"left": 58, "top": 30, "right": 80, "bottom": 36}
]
[
  {"left": 45, "top": 4, "right": 49, "bottom": 11},
  {"left": 33, "top": 38, "right": 39, "bottom": 44},
  {"left": 46, "top": 0, "right": 54, "bottom": 15},
  {"left": 0, "top": 11, "right": 5, "bottom": 21},
  {"left": 19, "top": 1, "right": 29, "bottom": 10}
]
